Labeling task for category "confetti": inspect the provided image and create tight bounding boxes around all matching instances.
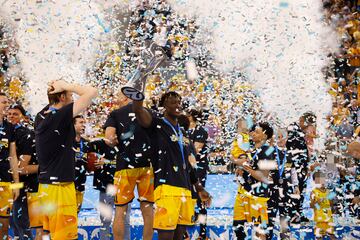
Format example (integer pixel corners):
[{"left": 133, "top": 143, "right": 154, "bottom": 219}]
[{"left": 97, "top": 202, "right": 112, "bottom": 220}]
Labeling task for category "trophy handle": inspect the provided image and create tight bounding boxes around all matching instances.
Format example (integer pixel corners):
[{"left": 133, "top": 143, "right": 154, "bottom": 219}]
[{"left": 121, "top": 86, "right": 145, "bottom": 101}]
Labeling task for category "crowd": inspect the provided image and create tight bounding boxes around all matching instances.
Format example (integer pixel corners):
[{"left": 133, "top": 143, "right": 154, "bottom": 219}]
[
  {"left": 323, "top": 0, "right": 360, "bottom": 140},
  {"left": 322, "top": 0, "right": 360, "bottom": 230}
]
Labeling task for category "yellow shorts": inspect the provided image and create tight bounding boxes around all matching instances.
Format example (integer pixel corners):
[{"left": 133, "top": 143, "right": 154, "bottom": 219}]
[
  {"left": 192, "top": 199, "right": 197, "bottom": 208},
  {"left": 315, "top": 222, "right": 335, "bottom": 236},
  {"left": 233, "top": 186, "right": 269, "bottom": 225},
  {"left": 27, "top": 192, "right": 43, "bottom": 228},
  {"left": 76, "top": 190, "right": 84, "bottom": 213},
  {"left": 114, "top": 167, "right": 154, "bottom": 205},
  {"left": 153, "top": 184, "right": 195, "bottom": 231},
  {"left": 0, "top": 182, "right": 13, "bottom": 217},
  {"left": 38, "top": 183, "right": 78, "bottom": 240}
]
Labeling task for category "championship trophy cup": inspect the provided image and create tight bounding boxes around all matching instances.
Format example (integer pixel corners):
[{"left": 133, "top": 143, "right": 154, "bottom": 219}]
[{"left": 121, "top": 42, "right": 169, "bottom": 101}]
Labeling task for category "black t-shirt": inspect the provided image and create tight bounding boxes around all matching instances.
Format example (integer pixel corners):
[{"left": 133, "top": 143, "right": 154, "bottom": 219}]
[
  {"left": 242, "top": 144, "right": 276, "bottom": 198},
  {"left": 149, "top": 117, "right": 195, "bottom": 190},
  {"left": 74, "top": 137, "right": 94, "bottom": 192},
  {"left": 14, "top": 124, "right": 38, "bottom": 192},
  {"left": 74, "top": 138, "right": 116, "bottom": 192},
  {"left": 0, "top": 119, "right": 15, "bottom": 182},
  {"left": 104, "top": 104, "right": 152, "bottom": 171},
  {"left": 183, "top": 133, "right": 201, "bottom": 198},
  {"left": 286, "top": 122, "right": 309, "bottom": 169},
  {"left": 92, "top": 139, "right": 117, "bottom": 192},
  {"left": 35, "top": 103, "right": 75, "bottom": 183},
  {"left": 189, "top": 125, "right": 209, "bottom": 173}
]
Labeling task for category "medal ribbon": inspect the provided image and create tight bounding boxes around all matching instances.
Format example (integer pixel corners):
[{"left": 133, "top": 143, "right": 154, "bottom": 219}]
[
  {"left": 162, "top": 118, "right": 185, "bottom": 169},
  {"left": 275, "top": 147, "right": 287, "bottom": 178}
]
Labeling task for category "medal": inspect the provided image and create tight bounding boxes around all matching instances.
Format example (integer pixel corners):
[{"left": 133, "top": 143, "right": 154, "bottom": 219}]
[{"left": 279, "top": 178, "right": 283, "bottom": 185}]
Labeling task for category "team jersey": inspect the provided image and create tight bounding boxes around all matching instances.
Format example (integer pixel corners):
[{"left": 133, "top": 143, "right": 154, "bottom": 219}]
[
  {"left": 74, "top": 137, "right": 94, "bottom": 192},
  {"left": 188, "top": 125, "right": 209, "bottom": 173},
  {"left": 104, "top": 103, "right": 153, "bottom": 170},
  {"left": 149, "top": 117, "right": 197, "bottom": 191},
  {"left": 242, "top": 144, "right": 276, "bottom": 198},
  {"left": 35, "top": 103, "right": 76, "bottom": 183},
  {"left": 14, "top": 124, "right": 38, "bottom": 192},
  {"left": 312, "top": 188, "right": 333, "bottom": 223},
  {"left": 0, "top": 119, "right": 15, "bottom": 182}
]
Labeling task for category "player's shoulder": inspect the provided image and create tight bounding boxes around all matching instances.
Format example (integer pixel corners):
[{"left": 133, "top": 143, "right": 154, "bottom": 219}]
[
  {"left": 2, "top": 119, "right": 14, "bottom": 132},
  {"left": 113, "top": 104, "right": 136, "bottom": 118}
]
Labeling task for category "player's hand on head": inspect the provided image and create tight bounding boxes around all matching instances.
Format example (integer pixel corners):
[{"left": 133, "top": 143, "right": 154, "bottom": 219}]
[{"left": 48, "top": 79, "right": 68, "bottom": 94}]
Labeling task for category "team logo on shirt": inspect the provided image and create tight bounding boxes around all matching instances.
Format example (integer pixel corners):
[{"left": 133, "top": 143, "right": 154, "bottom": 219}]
[
  {"left": 0, "top": 138, "right": 9, "bottom": 149},
  {"left": 170, "top": 134, "right": 179, "bottom": 142},
  {"left": 74, "top": 147, "right": 87, "bottom": 161},
  {"left": 285, "top": 163, "right": 292, "bottom": 169}
]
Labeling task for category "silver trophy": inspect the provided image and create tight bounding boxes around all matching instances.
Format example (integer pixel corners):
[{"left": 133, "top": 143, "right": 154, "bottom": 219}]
[{"left": 121, "top": 42, "right": 168, "bottom": 101}]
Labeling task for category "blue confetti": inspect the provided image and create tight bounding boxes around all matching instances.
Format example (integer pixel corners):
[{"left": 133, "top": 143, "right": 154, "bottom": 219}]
[
  {"left": 327, "top": 191, "right": 336, "bottom": 200},
  {"left": 279, "top": 2, "right": 289, "bottom": 8},
  {"left": 265, "top": 146, "right": 275, "bottom": 156},
  {"left": 94, "top": 14, "right": 110, "bottom": 33}
]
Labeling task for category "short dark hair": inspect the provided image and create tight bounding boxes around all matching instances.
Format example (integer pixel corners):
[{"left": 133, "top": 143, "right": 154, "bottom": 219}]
[
  {"left": 73, "top": 115, "right": 84, "bottom": 124},
  {"left": 189, "top": 109, "right": 202, "bottom": 123},
  {"left": 251, "top": 122, "right": 274, "bottom": 140},
  {"left": 9, "top": 104, "right": 27, "bottom": 116},
  {"left": 47, "top": 88, "right": 66, "bottom": 105},
  {"left": 159, "top": 91, "right": 181, "bottom": 107}
]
